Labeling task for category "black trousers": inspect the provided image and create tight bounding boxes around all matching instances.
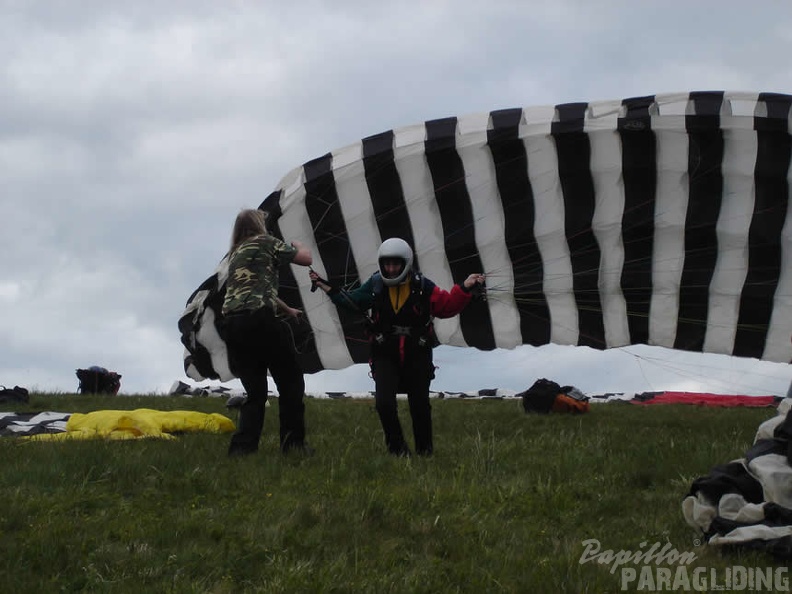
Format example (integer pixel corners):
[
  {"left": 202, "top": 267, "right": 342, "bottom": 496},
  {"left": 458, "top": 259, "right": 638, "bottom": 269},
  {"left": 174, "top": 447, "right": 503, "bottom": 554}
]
[
  {"left": 221, "top": 308, "right": 306, "bottom": 455},
  {"left": 372, "top": 351, "right": 434, "bottom": 456}
]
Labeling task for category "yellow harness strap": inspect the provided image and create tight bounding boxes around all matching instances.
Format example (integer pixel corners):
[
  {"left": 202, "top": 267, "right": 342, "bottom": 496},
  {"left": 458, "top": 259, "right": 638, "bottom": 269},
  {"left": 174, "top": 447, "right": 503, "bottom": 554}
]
[{"left": 388, "top": 281, "right": 411, "bottom": 313}]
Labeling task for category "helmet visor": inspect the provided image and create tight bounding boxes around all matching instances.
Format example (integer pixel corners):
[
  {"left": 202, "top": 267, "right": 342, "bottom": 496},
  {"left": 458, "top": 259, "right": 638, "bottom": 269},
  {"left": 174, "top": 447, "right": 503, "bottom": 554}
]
[{"left": 379, "top": 257, "right": 405, "bottom": 279}]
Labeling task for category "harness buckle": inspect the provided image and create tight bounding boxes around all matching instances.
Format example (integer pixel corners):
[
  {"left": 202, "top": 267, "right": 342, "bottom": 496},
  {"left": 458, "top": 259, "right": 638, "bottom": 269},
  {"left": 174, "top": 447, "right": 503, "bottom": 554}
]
[{"left": 391, "top": 325, "right": 412, "bottom": 336}]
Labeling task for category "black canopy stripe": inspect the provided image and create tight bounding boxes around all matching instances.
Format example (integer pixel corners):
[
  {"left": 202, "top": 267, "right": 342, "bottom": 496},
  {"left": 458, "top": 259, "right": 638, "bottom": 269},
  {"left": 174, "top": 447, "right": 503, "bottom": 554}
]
[
  {"left": 734, "top": 93, "right": 792, "bottom": 357},
  {"left": 361, "top": 131, "right": 418, "bottom": 266},
  {"left": 674, "top": 91, "right": 725, "bottom": 353},
  {"left": 487, "top": 107, "right": 551, "bottom": 346},
  {"left": 618, "top": 95, "right": 657, "bottom": 347},
  {"left": 302, "top": 154, "right": 370, "bottom": 365},
  {"left": 424, "top": 117, "right": 497, "bottom": 350},
  {"left": 552, "top": 102, "right": 605, "bottom": 348}
]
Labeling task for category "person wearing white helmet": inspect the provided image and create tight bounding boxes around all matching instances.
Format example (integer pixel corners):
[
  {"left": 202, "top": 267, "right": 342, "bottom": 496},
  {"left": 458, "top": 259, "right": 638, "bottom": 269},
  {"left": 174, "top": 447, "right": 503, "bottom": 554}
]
[
  {"left": 310, "top": 237, "right": 485, "bottom": 457},
  {"left": 377, "top": 237, "right": 415, "bottom": 286}
]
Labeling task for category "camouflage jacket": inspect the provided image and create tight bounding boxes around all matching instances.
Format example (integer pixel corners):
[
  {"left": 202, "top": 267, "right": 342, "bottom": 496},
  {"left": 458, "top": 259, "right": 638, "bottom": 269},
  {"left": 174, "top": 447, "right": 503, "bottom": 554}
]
[{"left": 221, "top": 235, "right": 297, "bottom": 315}]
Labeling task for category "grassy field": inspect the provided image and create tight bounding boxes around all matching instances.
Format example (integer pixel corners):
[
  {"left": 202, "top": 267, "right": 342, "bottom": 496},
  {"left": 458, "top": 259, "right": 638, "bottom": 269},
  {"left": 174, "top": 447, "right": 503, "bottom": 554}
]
[{"left": 0, "top": 393, "right": 784, "bottom": 593}]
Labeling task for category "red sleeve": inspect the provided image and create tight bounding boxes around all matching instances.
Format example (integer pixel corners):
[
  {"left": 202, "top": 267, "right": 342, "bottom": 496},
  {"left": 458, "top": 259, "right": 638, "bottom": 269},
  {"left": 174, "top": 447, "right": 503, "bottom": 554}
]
[{"left": 429, "top": 284, "right": 472, "bottom": 318}]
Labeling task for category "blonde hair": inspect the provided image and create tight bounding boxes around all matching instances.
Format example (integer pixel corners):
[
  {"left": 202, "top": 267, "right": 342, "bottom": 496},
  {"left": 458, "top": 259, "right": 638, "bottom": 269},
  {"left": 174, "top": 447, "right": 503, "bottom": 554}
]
[{"left": 230, "top": 209, "right": 268, "bottom": 253}]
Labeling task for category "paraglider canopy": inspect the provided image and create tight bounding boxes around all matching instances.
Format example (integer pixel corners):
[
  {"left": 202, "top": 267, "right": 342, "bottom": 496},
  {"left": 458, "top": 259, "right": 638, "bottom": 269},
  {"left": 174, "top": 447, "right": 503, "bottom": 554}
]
[{"left": 180, "top": 90, "right": 792, "bottom": 382}]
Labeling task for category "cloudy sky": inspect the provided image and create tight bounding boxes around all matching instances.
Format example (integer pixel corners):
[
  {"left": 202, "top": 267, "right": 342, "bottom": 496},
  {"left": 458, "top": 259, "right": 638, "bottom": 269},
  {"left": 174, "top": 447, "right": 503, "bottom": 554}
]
[{"left": 3, "top": 0, "right": 792, "bottom": 396}]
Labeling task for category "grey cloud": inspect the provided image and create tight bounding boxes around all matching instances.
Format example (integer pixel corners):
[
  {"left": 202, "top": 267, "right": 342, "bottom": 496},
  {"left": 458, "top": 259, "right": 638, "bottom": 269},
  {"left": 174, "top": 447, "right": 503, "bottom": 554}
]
[{"left": 2, "top": 1, "right": 792, "bottom": 394}]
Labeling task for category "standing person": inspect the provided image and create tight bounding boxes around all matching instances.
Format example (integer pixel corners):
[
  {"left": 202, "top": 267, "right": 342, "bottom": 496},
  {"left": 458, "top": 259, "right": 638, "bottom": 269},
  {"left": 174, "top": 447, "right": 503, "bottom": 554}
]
[
  {"left": 310, "top": 238, "right": 485, "bottom": 457},
  {"left": 221, "top": 208, "right": 313, "bottom": 457}
]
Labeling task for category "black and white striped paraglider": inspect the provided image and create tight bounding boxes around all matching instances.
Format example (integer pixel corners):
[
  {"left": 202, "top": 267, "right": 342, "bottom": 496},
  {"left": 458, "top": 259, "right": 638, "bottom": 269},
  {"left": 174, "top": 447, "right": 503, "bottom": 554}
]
[{"left": 180, "top": 90, "right": 792, "bottom": 382}]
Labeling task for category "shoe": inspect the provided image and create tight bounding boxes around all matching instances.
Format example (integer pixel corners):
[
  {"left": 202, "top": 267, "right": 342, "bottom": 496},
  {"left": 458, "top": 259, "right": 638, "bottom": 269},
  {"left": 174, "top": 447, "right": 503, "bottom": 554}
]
[
  {"left": 390, "top": 444, "right": 412, "bottom": 458},
  {"left": 228, "top": 446, "right": 257, "bottom": 457},
  {"left": 282, "top": 443, "right": 315, "bottom": 457}
]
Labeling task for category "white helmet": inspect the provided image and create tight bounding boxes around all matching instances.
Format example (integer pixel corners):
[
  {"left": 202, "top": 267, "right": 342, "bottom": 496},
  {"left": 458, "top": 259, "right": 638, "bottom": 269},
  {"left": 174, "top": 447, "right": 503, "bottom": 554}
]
[{"left": 377, "top": 238, "right": 413, "bottom": 286}]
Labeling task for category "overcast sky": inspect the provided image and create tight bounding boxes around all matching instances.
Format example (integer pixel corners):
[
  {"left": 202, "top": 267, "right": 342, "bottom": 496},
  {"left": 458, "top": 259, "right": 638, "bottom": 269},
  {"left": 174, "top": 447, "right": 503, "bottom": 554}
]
[{"left": 3, "top": 1, "right": 792, "bottom": 396}]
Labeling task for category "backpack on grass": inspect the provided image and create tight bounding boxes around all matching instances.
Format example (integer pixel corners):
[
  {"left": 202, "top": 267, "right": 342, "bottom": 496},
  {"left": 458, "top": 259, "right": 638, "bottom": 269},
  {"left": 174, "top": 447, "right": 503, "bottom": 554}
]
[
  {"left": 76, "top": 366, "right": 121, "bottom": 395},
  {"left": 519, "top": 378, "right": 590, "bottom": 414},
  {"left": 0, "top": 385, "right": 29, "bottom": 404}
]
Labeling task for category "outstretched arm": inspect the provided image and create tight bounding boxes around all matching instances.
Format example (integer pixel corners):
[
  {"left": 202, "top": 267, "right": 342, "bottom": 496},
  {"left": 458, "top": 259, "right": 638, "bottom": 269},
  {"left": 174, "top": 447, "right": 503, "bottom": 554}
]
[
  {"left": 309, "top": 269, "right": 331, "bottom": 293},
  {"left": 308, "top": 269, "right": 373, "bottom": 312},
  {"left": 463, "top": 273, "right": 486, "bottom": 290},
  {"left": 430, "top": 273, "right": 486, "bottom": 318},
  {"left": 290, "top": 240, "right": 312, "bottom": 266}
]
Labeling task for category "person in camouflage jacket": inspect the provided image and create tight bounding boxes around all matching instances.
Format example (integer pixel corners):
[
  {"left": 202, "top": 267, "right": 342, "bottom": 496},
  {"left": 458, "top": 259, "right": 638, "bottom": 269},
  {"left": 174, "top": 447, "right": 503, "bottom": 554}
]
[{"left": 221, "top": 209, "right": 313, "bottom": 457}]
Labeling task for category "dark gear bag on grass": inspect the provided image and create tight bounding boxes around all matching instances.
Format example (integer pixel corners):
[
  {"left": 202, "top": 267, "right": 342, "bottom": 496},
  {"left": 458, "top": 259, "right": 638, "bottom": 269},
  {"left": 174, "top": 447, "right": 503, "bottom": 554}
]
[
  {"left": 0, "top": 385, "right": 29, "bottom": 404},
  {"left": 76, "top": 367, "right": 122, "bottom": 395},
  {"left": 519, "top": 378, "right": 562, "bottom": 414},
  {"left": 551, "top": 393, "right": 591, "bottom": 414}
]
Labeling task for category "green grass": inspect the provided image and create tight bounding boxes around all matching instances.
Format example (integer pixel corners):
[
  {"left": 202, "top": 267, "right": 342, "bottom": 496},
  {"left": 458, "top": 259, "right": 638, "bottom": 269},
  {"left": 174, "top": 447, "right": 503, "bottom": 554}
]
[{"left": 0, "top": 394, "right": 783, "bottom": 593}]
